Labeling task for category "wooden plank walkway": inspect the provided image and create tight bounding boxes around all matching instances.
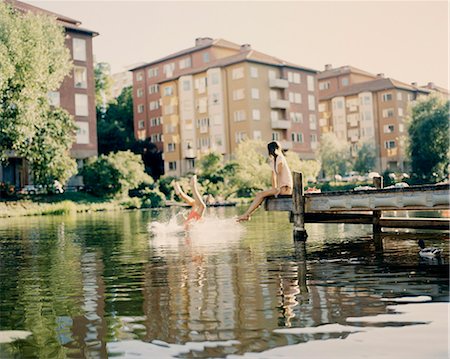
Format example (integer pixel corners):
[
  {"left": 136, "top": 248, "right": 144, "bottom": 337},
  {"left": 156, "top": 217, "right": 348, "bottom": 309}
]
[{"left": 265, "top": 172, "right": 450, "bottom": 240}]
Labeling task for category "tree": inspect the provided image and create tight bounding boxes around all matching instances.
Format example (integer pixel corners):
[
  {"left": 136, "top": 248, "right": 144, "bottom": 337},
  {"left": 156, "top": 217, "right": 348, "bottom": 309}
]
[
  {"left": 82, "top": 151, "right": 152, "bottom": 198},
  {"left": 0, "top": 2, "right": 76, "bottom": 185},
  {"left": 353, "top": 142, "right": 377, "bottom": 174},
  {"left": 94, "top": 62, "right": 113, "bottom": 113},
  {"left": 97, "top": 86, "right": 135, "bottom": 154},
  {"left": 284, "top": 152, "right": 321, "bottom": 182},
  {"left": 407, "top": 95, "right": 450, "bottom": 183},
  {"left": 318, "top": 133, "right": 351, "bottom": 180}
]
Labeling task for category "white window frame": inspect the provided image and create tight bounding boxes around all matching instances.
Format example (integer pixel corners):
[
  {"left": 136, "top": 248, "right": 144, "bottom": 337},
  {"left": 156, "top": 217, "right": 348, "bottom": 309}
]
[
  {"left": 75, "top": 94, "right": 88, "bottom": 116},
  {"left": 72, "top": 38, "right": 86, "bottom": 61}
]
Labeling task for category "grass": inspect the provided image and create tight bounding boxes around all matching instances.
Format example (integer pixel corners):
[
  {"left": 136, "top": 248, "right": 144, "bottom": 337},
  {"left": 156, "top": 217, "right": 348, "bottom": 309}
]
[{"left": 0, "top": 192, "right": 124, "bottom": 218}]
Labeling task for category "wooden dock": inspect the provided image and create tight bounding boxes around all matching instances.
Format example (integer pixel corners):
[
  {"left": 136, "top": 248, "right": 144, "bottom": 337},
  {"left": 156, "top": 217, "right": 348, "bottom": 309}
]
[{"left": 265, "top": 172, "right": 450, "bottom": 241}]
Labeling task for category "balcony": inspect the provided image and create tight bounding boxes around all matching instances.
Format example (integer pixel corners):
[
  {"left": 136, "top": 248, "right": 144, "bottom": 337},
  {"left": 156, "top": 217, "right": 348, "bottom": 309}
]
[
  {"left": 269, "top": 78, "right": 289, "bottom": 89},
  {"left": 271, "top": 119, "right": 291, "bottom": 130},
  {"left": 279, "top": 140, "right": 293, "bottom": 150},
  {"left": 184, "top": 148, "right": 196, "bottom": 159},
  {"left": 270, "top": 99, "right": 290, "bottom": 109}
]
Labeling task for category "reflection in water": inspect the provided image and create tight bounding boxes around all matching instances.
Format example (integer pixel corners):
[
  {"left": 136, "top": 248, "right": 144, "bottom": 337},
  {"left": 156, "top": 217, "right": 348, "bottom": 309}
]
[{"left": 0, "top": 208, "right": 448, "bottom": 358}]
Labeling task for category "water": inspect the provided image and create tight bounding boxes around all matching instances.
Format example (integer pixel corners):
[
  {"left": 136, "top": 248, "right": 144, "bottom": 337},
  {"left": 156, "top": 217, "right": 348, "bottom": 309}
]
[{"left": 0, "top": 207, "right": 448, "bottom": 358}]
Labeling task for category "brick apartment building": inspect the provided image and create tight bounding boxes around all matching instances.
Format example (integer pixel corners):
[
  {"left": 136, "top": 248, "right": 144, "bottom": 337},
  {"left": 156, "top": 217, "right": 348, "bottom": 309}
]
[
  {"left": 317, "top": 65, "right": 431, "bottom": 173},
  {"left": 131, "top": 38, "right": 320, "bottom": 176},
  {"left": 0, "top": 0, "right": 98, "bottom": 187}
]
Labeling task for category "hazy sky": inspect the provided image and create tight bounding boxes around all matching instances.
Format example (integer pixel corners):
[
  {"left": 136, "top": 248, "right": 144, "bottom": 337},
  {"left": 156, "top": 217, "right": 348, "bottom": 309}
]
[{"left": 30, "top": 1, "right": 449, "bottom": 88}]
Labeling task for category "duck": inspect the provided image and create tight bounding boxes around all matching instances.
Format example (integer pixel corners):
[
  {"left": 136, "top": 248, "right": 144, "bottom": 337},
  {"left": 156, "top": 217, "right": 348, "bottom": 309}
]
[{"left": 418, "top": 239, "right": 442, "bottom": 258}]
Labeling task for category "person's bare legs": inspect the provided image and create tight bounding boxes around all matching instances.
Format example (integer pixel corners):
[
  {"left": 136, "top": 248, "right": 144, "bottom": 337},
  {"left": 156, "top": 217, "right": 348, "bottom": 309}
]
[
  {"left": 174, "top": 181, "right": 195, "bottom": 207},
  {"left": 236, "top": 188, "right": 280, "bottom": 222},
  {"left": 190, "top": 175, "right": 206, "bottom": 216}
]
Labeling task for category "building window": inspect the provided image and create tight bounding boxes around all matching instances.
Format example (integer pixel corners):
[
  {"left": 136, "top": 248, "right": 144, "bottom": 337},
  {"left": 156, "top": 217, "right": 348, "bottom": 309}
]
[
  {"left": 182, "top": 80, "right": 191, "bottom": 91},
  {"left": 148, "top": 67, "right": 159, "bottom": 78},
  {"left": 211, "top": 73, "right": 220, "bottom": 85},
  {"left": 272, "top": 132, "right": 280, "bottom": 141},
  {"left": 250, "top": 67, "right": 258, "bottom": 78},
  {"left": 382, "top": 93, "right": 393, "bottom": 102},
  {"left": 307, "top": 75, "right": 315, "bottom": 91},
  {"left": 235, "top": 131, "right": 246, "bottom": 143},
  {"left": 163, "top": 63, "right": 175, "bottom": 77},
  {"left": 150, "top": 117, "right": 162, "bottom": 126},
  {"left": 309, "top": 114, "right": 317, "bottom": 130},
  {"left": 308, "top": 95, "right": 316, "bottom": 111},
  {"left": 48, "top": 91, "right": 60, "bottom": 107},
  {"left": 382, "top": 108, "right": 395, "bottom": 118},
  {"left": 251, "top": 88, "right": 260, "bottom": 99},
  {"left": 167, "top": 143, "right": 176, "bottom": 152},
  {"left": 234, "top": 110, "right": 246, "bottom": 122},
  {"left": 203, "top": 52, "right": 210, "bottom": 63},
  {"left": 179, "top": 57, "right": 192, "bottom": 69},
  {"left": 75, "top": 121, "right": 89, "bottom": 144},
  {"left": 341, "top": 77, "right": 349, "bottom": 86},
  {"left": 74, "top": 66, "right": 87, "bottom": 88},
  {"left": 232, "top": 67, "right": 244, "bottom": 80},
  {"left": 149, "top": 100, "right": 160, "bottom": 111},
  {"left": 271, "top": 110, "right": 279, "bottom": 121},
  {"left": 397, "top": 92, "right": 403, "bottom": 101},
  {"left": 384, "top": 140, "right": 396, "bottom": 149},
  {"left": 383, "top": 124, "right": 395, "bottom": 133},
  {"left": 138, "top": 120, "right": 145, "bottom": 129},
  {"left": 398, "top": 108, "right": 404, "bottom": 116},
  {"left": 72, "top": 38, "right": 86, "bottom": 61},
  {"left": 75, "top": 94, "right": 88, "bottom": 116},
  {"left": 137, "top": 88, "right": 144, "bottom": 97},
  {"left": 318, "top": 103, "right": 327, "bottom": 112},
  {"left": 252, "top": 109, "right": 260, "bottom": 120},
  {"left": 136, "top": 72, "right": 143, "bottom": 82},
  {"left": 288, "top": 72, "right": 301, "bottom": 84},
  {"left": 268, "top": 70, "right": 276, "bottom": 79},
  {"left": 149, "top": 84, "right": 159, "bottom": 94},
  {"left": 232, "top": 88, "right": 245, "bottom": 101},
  {"left": 289, "top": 92, "right": 302, "bottom": 104},
  {"left": 164, "top": 86, "right": 174, "bottom": 96},
  {"left": 399, "top": 123, "right": 404, "bottom": 133},
  {"left": 168, "top": 161, "right": 177, "bottom": 171},
  {"left": 290, "top": 112, "right": 303, "bottom": 123},
  {"left": 137, "top": 104, "right": 144, "bottom": 113},
  {"left": 319, "top": 81, "right": 330, "bottom": 90},
  {"left": 291, "top": 132, "right": 303, "bottom": 143},
  {"left": 164, "top": 105, "right": 175, "bottom": 115},
  {"left": 253, "top": 130, "right": 262, "bottom": 140}
]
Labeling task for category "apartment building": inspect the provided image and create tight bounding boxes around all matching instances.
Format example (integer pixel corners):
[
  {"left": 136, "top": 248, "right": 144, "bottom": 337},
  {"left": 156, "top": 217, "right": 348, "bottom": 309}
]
[
  {"left": 111, "top": 70, "right": 133, "bottom": 99},
  {"left": 1, "top": 0, "right": 98, "bottom": 187},
  {"left": 131, "top": 38, "right": 319, "bottom": 176},
  {"left": 318, "top": 76, "right": 430, "bottom": 172}
]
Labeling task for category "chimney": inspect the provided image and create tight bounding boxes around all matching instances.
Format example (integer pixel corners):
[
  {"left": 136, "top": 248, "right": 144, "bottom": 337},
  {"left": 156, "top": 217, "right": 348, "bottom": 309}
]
[
  {"left": 411, "top": 82, "right": 417, "bottom": 87},
  {"left": 324, "top": 64, "right": 332, "bottom": 71},
  {"left": 240, "top": 43, "right": 252, "bottom": 51},
  {"left": 376, "top": 73, "right": 384, "bottom": 78},
  {"left": 195, "top": 37, "right": 213, "bottom": 46}
]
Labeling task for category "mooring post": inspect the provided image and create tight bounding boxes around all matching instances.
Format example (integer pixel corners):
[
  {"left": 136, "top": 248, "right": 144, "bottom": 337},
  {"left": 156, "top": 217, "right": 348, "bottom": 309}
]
[
  {"left": 292, "top": 171, "right": 307, "bottom": 241},
  {"left": 373, "top": 176, "right": 383, "bottom": 234}
]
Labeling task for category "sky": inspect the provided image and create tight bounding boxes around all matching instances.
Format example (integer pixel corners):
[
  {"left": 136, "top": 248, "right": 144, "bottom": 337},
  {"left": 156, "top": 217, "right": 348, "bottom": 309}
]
[{"left": 29, "top": 1, "right": 449, "bottom": 88}]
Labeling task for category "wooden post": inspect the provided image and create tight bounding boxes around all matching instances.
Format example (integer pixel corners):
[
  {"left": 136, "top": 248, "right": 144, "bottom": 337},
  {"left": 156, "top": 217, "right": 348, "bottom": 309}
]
[
  {"left": 373, "top": 176, "right": 383, "bottom": 234},
  {"left": 292, "top": 172, "right": 307, "bottom": 241}
]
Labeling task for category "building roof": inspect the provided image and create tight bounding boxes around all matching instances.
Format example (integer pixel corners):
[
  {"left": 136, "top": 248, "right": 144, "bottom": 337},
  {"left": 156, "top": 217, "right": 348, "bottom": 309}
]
[
  {"left": 156, "top": 47, "right": 318, "bottom": 84},
  {"left": 6, "top": 0, "right": 98, "bottom": 36},
  {"left": 320, "top": 77, "right": 431, "bottom": 100},
  {"left": 130, "top": 38, "right": 318, "bottom": 74},
  {"left": 318, "top": 65, "right": 378, "bottom": 80},
  {"left": 420, "top": 83, "right": 449, "bottom": 95}
]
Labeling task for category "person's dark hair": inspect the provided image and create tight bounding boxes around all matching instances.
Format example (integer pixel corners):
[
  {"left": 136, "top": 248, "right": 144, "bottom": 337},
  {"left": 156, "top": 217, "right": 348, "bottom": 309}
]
[{"left": 267, "top": 141, "right": 281, "bottom": 171}]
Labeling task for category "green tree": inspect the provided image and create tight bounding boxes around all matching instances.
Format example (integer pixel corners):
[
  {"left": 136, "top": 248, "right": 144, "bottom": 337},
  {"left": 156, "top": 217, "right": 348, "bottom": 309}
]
[
  {"left": 318, "top": 133, "right": 351, "bottom": 180},
  {"left": 97, "top": 86, "right": 135, "bottom": 154},
  {"left": 94, "top": 62, "right": 113, "bottom": 112},
  {"left": 353, "top": 142, "right": 377, "bottom": 174},
  {"left": 82, "top": 151, "right": 152, "bottom": 198},
  {"left": 407, "top": 95, "right": 450, "bottom": 183},
  {"left": 0, "top": 2, "right": 76, "bottom": 185},
  {"left": 284, "top": 152, "right": 321, "bottom": 182}
]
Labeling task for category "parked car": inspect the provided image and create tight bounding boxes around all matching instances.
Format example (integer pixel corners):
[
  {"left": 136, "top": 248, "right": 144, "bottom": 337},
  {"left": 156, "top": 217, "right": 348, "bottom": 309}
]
[{"left": 20, "top": 184, "right": 44, "bottom": 195}]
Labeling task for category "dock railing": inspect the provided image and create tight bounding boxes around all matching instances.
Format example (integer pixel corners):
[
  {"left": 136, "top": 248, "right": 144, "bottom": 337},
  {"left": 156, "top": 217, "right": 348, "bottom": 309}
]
[{"left": 264, "top": 171, "right": 450, "bottom": 241}]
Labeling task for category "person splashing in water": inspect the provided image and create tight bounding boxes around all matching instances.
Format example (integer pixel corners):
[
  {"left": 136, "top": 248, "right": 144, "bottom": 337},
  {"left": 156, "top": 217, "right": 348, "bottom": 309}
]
[
  {"left": 236, "top": 141, "right": 293, "bottom": 222},
  {"left": 173, "top": 175, "right": 206, "bottom": 227}
]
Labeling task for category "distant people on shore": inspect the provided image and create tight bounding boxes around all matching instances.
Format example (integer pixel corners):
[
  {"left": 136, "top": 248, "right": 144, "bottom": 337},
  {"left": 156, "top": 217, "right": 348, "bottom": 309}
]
[
  {"left": 237, "top": 141, "right": 293, "bottom": 222},
  {"left": 173, "top": 175, "right": 206, "bottom": 226}
]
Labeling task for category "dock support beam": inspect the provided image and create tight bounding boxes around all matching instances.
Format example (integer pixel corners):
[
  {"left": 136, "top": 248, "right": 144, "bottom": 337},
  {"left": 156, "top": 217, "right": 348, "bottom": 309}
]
[
  {"left": 292, "top": 172, "right": 307, "bottom": 241},
  {"left": 372, "top": 176, "right": 383, "bottom": 234}
]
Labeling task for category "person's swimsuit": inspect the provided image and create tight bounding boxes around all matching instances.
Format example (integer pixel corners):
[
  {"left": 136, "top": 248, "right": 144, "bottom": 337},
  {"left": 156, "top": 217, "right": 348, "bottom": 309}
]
[{"left": 186, "top": 209, "right": 201, "bottom": 222}]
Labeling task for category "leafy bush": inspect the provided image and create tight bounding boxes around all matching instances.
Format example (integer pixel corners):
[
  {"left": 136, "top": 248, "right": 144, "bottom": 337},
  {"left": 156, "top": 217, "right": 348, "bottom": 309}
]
[
  {"left": 82, "top": 151, "right": 152, "bottom": 198},
  {"left": 141, "top": 188, "right": 166, "bottom": 208},
  {"left": 120, "top": 197, "right": 141, "bottom": 209}
]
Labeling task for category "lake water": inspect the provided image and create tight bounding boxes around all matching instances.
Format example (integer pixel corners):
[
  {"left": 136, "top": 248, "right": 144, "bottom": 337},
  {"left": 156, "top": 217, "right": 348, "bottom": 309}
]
[{"left": 0, "top": 207, "right": 448, "bottom": 358}]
